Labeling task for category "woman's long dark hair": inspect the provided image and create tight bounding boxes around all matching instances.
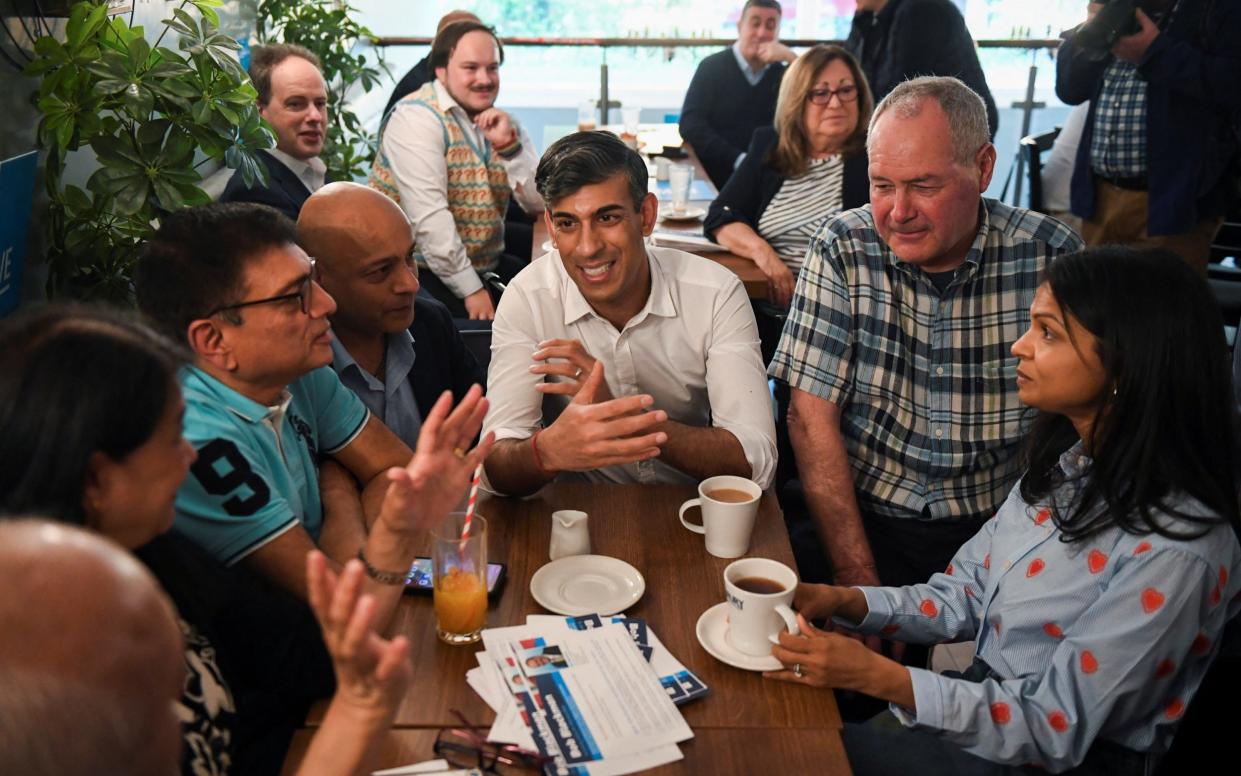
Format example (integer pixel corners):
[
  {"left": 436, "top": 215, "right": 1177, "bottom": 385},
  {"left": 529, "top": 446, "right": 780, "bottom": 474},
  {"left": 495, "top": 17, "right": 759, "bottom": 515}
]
[
  {"left": 0, "top": 304, "right": 184, "bottom": 525},
  {"left": 1020, "top": 247, "right": 1241, "bottom": 542}
]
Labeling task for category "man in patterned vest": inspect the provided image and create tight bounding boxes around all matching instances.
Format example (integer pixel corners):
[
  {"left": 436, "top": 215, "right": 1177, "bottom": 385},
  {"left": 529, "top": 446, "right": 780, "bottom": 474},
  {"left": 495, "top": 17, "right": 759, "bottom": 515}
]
[{"left": 370, "top": 21, "right": 542, "bottom": 320}]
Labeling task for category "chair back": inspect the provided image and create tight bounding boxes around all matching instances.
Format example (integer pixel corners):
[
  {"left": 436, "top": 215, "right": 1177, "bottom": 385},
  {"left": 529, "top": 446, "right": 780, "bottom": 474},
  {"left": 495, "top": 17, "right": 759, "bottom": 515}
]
[{"left": 1020, "top": 127, "right": 1061, "bottom": 214}]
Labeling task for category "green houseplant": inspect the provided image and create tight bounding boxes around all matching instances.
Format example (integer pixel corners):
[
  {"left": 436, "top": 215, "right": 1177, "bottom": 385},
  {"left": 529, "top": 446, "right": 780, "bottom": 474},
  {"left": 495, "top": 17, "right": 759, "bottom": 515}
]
[
  {"left": 27, "top": 0, "right": 272, "bottom": 301},
  {"left": 255, "top": 0, "right": 386, "bottom": 182}
]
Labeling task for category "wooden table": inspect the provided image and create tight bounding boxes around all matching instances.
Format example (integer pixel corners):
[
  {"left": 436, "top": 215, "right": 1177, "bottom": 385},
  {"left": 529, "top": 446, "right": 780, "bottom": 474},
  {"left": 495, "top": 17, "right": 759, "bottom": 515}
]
[{"left": 283, "top": 483, "right": 849, "bottom": 775}]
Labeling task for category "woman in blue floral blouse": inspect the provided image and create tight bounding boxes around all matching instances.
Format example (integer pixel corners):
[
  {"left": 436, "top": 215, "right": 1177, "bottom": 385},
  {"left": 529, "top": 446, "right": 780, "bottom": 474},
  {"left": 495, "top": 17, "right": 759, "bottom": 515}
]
[{"left": 767, "top": 247, "right": 1241, "bottom": 774}]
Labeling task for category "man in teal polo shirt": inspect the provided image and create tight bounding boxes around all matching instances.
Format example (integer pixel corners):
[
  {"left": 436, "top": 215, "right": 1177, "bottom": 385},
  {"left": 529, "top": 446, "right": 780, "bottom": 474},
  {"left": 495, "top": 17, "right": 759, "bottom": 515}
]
[{"left": 135, "top": 202, "right": 492, "bottom": 622}]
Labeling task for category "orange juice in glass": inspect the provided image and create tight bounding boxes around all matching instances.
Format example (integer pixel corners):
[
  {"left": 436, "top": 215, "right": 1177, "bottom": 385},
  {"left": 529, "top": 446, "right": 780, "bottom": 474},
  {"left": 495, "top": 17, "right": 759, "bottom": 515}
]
[{"left": 432, "top": 513, "right": 488, "bottom": 644}]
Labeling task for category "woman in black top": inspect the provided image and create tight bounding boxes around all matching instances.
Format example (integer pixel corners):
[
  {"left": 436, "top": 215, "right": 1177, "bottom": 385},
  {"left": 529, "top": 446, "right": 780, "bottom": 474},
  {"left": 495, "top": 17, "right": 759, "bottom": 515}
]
[{"left": 705, "top": 44, "right": 873, "bottom": 310}]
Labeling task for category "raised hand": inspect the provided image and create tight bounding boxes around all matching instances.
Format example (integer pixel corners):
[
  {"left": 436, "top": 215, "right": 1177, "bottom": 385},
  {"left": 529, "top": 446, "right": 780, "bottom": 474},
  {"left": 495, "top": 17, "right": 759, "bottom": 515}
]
[
  {"left": 474, "top": 107, "right": 517, "bottom": 148},
  {"left": 536, "top": 361, "right": 668, "bottom": 472},
  {"left": 530, "top": 338, "right": 613, "bottom": 401},
  {"left": 379, "top": 385, "right": 495, "bottom": 533},
  {"left": 305, "top": 551, "right": 412, "bottom": 715},
  {"left": 757, "top": 40, "right": 796, "bottom": 64},
  {"left": 1111, "top": 8, "right": 1159, "bottom": 63}
]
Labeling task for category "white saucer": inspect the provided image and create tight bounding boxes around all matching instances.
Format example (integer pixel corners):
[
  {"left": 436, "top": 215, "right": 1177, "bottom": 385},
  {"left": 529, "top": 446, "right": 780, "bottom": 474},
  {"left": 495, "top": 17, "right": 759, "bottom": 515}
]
[
  {"left": 530, "top": 555, "right": 645, "bottom": 616},
  {"left": 695, "top": 602, "right": 782, "bottom": 672},
  {"left": 660, "top": 206, "right": 706, "bottom": 222}
]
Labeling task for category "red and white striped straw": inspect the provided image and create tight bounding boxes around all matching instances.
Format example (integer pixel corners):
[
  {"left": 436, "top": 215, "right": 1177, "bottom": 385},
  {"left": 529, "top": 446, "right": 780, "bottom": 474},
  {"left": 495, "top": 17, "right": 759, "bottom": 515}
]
[{"left": 460, "top": 463, "right": 483, "bottom": 546}]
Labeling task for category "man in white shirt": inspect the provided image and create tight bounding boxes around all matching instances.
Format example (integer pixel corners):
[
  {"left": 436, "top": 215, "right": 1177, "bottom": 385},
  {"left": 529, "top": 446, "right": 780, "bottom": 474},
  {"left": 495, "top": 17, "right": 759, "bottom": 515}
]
[
  {"left": 220, "top": 44, "right": 328, "bottom": 219},
  {"left": 481, "top": 132, "right": 777, "bottom": 496},
  {"left": 370, "top": 21, "right": 542, "bottom": 321}
]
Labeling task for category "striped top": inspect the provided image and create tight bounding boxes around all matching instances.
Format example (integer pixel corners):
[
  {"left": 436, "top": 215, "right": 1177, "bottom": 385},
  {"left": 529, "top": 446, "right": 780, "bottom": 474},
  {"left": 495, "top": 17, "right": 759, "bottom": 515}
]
[{"left": 756, "top": 155, "right": 845, "bottom": 273}]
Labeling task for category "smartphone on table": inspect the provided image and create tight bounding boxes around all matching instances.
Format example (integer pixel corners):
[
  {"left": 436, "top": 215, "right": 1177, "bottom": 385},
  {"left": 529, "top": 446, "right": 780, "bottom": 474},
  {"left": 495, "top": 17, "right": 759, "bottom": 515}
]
[{"left": 404, "top": 557, "right": 507, "bottom": 599}]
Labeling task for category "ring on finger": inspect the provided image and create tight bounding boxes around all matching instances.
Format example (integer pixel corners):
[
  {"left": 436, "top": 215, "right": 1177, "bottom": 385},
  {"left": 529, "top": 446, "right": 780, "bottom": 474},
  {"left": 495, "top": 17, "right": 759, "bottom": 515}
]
[
  {"left": 792, "top": 663, "right": 803, "bottom": 677},
  {"left": 453, "top": 447, "right": 467, "bottom": 460},
  {"left": 574, "top": 367, "right": 583, "bottom": 379}
]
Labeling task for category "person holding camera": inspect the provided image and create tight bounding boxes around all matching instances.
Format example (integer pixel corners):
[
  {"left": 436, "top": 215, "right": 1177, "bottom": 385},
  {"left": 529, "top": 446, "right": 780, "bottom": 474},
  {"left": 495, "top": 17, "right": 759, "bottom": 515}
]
[{"left": 1055, "top": 0, "right": 1241, "bottom": 273}]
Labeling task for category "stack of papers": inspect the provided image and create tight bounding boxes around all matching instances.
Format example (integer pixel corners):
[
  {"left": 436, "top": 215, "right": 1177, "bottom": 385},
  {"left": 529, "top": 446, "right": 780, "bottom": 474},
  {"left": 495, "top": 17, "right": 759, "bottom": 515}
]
[{"left": 467, "top": 614, "right": 709, "bottom": 775}]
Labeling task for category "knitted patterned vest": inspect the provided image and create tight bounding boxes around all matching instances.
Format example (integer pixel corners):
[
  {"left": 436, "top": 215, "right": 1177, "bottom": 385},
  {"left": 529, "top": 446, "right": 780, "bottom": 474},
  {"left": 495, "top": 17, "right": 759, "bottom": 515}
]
[{"left": 369, "top": 82, "right": 510, "bottom": 273}]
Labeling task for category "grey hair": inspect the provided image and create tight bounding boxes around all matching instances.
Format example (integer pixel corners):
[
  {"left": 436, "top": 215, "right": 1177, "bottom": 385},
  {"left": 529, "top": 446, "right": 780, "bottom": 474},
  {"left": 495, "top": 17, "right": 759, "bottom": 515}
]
[
  {"left": 0, "top": 667, "right": 153, "bottom": 775},
  {"left": 867, "top": 76, "right": 991, "bottom": 165}
]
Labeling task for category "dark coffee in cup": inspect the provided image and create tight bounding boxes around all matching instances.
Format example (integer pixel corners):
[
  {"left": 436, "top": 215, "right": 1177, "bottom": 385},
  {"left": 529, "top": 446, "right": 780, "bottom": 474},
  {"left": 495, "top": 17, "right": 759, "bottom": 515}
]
[
  {"left": 705, "top": 488, "right": 754, "bottom": 504},
  {"left": 734, "top": 576, "right": 785, "bottom": 595}
]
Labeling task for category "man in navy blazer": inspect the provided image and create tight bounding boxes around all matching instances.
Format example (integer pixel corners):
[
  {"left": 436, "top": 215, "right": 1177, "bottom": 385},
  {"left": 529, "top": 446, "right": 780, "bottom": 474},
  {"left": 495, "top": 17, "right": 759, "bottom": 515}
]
[
  {"left": 221, "top": 44, "right": 330, "bottom": 220},
  {"left": 297, "top": 183, "right": 484, "bottom": 450},
  {"left": 1056, "top": 0, "right": 1241, "bottom": 271}
]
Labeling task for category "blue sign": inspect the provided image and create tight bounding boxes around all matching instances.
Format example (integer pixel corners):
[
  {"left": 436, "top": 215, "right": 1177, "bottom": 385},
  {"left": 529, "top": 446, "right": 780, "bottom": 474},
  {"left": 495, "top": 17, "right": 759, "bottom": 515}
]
[{"left": 0, "top": 150, "right": 38, "bottom": 318}]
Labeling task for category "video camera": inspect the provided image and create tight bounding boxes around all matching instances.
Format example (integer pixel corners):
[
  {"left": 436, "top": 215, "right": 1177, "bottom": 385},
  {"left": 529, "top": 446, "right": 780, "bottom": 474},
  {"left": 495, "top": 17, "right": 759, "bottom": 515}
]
[
  {"left": 1074, "top": 0, "right": 1143, "bottom": 54},
  {"left": 1073, "top": 0, "right": 1176, "bottom": 58}
]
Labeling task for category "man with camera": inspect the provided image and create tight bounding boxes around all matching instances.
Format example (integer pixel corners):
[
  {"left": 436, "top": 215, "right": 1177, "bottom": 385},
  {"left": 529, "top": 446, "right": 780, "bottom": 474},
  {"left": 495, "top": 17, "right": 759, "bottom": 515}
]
[{"left": 1056, "top": 0, "right": 1241, "bottom": 272}]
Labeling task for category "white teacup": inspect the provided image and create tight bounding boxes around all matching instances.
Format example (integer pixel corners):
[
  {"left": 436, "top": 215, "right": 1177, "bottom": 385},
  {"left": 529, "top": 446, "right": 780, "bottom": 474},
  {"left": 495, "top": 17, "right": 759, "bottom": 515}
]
[
  {"left": 678, "top": 475, "right": 761, "bottom": 558},
  {"left": 723, "top": 558, "right": 800, "bottom": 656}
]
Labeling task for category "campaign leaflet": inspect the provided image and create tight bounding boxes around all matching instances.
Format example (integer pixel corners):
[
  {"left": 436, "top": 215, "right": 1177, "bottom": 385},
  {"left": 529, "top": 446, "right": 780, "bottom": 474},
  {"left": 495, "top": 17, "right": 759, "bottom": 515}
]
[
  {"left": 527, "top": 614, "right": 710, "bottom": 705},
  {"left": 482, "top": 623, "right": 690, "bottom": 775}
]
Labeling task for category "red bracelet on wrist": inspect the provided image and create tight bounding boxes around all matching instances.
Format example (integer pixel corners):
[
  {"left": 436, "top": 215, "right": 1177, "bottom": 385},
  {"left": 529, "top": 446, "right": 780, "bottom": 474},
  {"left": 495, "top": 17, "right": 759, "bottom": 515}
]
[{"left": 531, "top": 428, "right": 556, "bottom": 475}]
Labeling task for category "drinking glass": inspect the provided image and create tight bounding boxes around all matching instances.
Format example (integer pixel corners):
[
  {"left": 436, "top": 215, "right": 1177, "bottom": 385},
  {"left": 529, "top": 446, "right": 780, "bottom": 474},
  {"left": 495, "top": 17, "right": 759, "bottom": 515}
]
[
  {"left": 668, "top": 163, "right": 693, "bottom": 213},
  {"left": 432, "top": 512, "right": 488, "bottom": 644}
]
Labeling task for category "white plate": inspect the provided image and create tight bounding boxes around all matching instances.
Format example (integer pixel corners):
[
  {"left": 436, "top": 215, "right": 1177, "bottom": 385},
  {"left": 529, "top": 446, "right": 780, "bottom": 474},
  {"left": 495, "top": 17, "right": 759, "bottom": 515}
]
[
  {"left": 695, "top": 602, "right": 782, "bottom": 672},
  {"left": 530, "top": 555, "right": 645, "bottom": 616},
  {"left": 660, "top": 206, "right": 706, "bottom": 222}
]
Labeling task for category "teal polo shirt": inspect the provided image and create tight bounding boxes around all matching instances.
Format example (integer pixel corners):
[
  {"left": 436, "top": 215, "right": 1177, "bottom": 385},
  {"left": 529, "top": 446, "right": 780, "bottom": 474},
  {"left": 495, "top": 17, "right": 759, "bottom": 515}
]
[{"left": 175, "top": 365, "right": 369, "bottom": 566}]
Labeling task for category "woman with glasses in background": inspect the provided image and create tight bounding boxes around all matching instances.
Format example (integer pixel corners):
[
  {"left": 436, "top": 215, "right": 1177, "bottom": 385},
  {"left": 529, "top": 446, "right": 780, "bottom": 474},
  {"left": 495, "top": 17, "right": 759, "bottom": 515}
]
[{"left": 705, "top": 44, "right": 873, "bottom": 315}]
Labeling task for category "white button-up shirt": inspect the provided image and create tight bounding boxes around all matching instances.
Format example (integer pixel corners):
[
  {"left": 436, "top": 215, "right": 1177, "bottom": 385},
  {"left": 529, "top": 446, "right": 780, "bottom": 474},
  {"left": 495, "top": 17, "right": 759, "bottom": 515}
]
[
  {"left": 378, "top": 80, "right": 543, "bottom": 298},
  {"left": 265, "top": 147, "right": 327, "bottom": 194},
  {"left": 482, "top": 245, "right": 777, "bottom": 491}
]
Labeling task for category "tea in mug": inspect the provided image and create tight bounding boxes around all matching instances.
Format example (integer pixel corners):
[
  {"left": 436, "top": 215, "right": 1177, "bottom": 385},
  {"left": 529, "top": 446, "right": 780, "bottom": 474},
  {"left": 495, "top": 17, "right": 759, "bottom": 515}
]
[
  {"left": 734, "top": 576, "right": 785, "bottom": 595},
  {"left": 705, "top": 488, "right": 754, "bottom": 503}
]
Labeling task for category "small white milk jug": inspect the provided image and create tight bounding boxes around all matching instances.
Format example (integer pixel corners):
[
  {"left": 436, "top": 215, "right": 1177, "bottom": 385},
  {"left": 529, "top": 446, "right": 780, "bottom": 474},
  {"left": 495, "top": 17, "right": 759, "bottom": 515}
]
[{"left": 549, "top": 510, "right": 590, "bottom": 560}]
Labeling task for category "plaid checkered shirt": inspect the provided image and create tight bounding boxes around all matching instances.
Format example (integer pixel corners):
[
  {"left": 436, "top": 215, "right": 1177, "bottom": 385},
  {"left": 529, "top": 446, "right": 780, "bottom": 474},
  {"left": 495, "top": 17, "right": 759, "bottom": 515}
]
[
  {"left": 769, "top": 199, "right": 1084, "bottom": 522},
  {"left": 1089, "top": 59, "right": 1148, "bottom": 179}
]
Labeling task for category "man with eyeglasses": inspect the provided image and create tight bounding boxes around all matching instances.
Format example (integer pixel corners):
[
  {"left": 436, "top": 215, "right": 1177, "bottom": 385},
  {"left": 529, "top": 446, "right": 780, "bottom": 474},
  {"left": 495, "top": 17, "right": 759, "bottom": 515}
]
[
  {"left": 769, "top": 78, "right": 1080, "bottom": 661},
  {"left": 134, "top": 202, "right": 493, "bottom": 616},
  {"left": 297, "top": 182, "right": 485, "bottom": 451}
]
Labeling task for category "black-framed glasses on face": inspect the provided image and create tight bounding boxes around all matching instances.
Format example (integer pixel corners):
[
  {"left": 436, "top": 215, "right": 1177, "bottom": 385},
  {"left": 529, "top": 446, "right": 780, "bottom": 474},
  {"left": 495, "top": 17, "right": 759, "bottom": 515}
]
[
  {"left": 207, "top": 258, "right": 319, "bottom": 318},
  {"left": 807, "top": 84, "right": 859, "bottom": 105},
  {"left": 434, "top": 710, "right": 552, "bottom": 774}
]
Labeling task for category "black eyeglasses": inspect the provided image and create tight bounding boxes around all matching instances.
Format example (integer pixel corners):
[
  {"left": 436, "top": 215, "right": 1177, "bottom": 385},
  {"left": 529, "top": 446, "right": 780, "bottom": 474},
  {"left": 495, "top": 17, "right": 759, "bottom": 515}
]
[
  {"left": 434, "top": 710, "right": 552, "bottom": 774},
  {"left": 808, "top": 84, "right": 859, "bottom": 105},
  {"left": 208, "top": 258, "right": 319, "bottom": 318}
]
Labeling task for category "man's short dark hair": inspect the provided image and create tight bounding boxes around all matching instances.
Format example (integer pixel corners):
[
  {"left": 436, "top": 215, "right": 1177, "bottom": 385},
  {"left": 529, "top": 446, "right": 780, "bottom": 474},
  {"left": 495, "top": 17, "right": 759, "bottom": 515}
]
[
  {"left": 249, "top": 43, "right": 322, "bottom": 105},
  {"left": 430, "top": 21, "right": 504, "bottom": 71},
  {"left": 742, "top": 0, "right": 782, "bottom": 16},
  {"left": 535, "top": 131, "right": 649, "bottom": 211},
  {"left": 134, "top": 203, "right": 299, "bottom": 342}
]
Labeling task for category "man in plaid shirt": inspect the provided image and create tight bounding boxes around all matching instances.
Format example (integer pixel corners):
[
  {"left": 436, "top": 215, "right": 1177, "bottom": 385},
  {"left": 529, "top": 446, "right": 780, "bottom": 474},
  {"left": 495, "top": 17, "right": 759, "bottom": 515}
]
[
  {"left": 1056, "top": 0, "right": 1241, "bottom": 272},
  {"left": 770, "top": 78, "right": 1082, "bottom": 656}
]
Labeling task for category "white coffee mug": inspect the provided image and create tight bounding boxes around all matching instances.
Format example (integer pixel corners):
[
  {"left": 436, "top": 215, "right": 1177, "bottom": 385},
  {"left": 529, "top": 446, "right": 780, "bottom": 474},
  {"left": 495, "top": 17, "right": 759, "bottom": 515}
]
[
  {"left": 723, "top": 558, "right": 800, "bottom": 656},
  {"left": 678, "top": 475, "right": 761, "bottom": 558}
]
